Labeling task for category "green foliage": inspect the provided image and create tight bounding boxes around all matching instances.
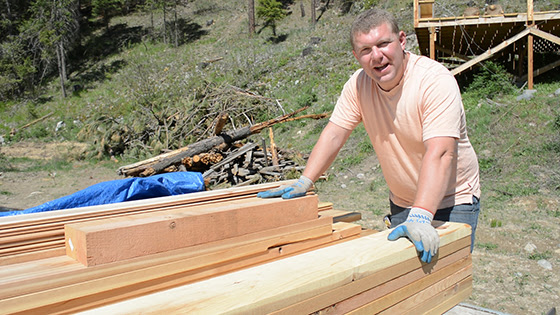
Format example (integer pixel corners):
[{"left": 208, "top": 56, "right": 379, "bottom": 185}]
[
  {"left": 256, "top": 0, "right": 287, "bottom": 36},
  {"left": 465, "top": 61, "right": 516, "bottom": 99},
  {"left": 490, "top": 219, "right": 502, "bottom": 228},
  {"left": 477, "top": 242, "right": 498, "bottom": 250},
  {"left": 363, "top": 0, "right": 380, "bottom": 9},
  {"left": 528, "top": 251, "right": 552, "bottom": 260},
  {"left": 294, "top": 86, "right": 317, "bottom": 107},
  {"left": 92, "top": 0, "right": 125, "bottom": 28}
]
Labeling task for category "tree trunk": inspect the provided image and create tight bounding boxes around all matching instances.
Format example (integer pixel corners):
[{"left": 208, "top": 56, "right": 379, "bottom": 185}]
[
  {"left": 300, "top": 0, "right": 305, "bottom": 17},
  {"left": 56, "top": 42, "right": 67, "bottom": 98},
  {"left": 247, "top": 0, "right": 255, "bottom": 36},
  {"left": 311, "top": 0, "right": 317, "bottom": 25},
  {"left": 150, "top": 4, "right": 154, "bottom": 29},
  {"left": 173, "top": 1, "right": 178, "bottom": 47},
  {"left": 163, "top": 2, "right": 167, "bottom": 44},
  {"left": 136, "top": 126, "right": 252, "bottom": 177},
  {"left": 4, "top": 0, "right": 12, "bottom": 34}
]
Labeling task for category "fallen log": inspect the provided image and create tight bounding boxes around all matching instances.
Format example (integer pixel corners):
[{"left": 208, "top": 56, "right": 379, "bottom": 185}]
[
  {"left": 136, "top": 126, "right": 253, "bottom": 177},
  {"left": 118, "top": 106, "right": 327, "bottom": 177}
]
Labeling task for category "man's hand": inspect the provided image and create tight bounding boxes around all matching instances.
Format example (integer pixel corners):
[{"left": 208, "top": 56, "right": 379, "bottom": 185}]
[
  {"left": 387, "top": 207, "right": 440, "bottom": 263},
  {"left": 257, "top": 175, "right": 313, "bottom": 199}
]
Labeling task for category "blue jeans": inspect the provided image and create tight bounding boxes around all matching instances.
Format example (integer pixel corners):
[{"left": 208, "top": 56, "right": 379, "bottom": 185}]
[{"left": 388, "top": 196, "right": 480, "bottom": 252}]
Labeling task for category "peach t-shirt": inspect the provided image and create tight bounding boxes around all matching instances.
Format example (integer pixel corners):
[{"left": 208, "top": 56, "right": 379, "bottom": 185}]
[{"left": 330, "top": 53, "right": 480, "bottom": 209}]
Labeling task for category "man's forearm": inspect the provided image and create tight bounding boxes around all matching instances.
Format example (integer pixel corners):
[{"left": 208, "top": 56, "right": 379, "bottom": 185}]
[
  {"left": 302, "top": 122, "right": 352, "bottom": 182},
  {"left": 413, "top": 137, "right": 458, "bottom": 213}
]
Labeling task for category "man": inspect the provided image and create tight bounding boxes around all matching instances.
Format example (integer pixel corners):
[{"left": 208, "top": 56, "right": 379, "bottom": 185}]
[{"left": 258, "top": 9, "right": 480, "bottom": 263}]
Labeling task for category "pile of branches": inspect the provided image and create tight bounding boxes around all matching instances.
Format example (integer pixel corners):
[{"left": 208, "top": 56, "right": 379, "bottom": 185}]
[
  {"left": 77, "top": 82, "right": 290, "bottom": 160},
  {"left": 117, "top": 107, "right": 326, "bottom": 189}
]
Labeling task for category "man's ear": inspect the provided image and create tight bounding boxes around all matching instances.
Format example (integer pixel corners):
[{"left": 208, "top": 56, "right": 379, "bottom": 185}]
[
  {"left": 352, "top": 50, "right": 358, "bottom": 60},
  {"left": 399, "top": 31, "right": 407, "bottom": 49}
]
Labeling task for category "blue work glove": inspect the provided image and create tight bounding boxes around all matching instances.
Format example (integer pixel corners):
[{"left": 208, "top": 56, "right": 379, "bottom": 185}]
[
  {"left": 257, "top": 175, "right": 313, "bottom": 199},
  {"left": 387, "top": 207, "right": 440, "bottom": 263}
]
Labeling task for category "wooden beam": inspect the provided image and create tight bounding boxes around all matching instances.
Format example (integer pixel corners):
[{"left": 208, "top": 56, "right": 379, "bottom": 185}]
[
  {"left": 451, "top": 27, "right": 532, "bottom": 75},
  {"left": 320, "top": 209, "right": 362, "bottom": 223},
  {"left": 76, "top": 222, "right": 471, "bottom": 314},
  {"left": 1, "top": 217, "right": 358, "bottom": 314},
  {"left": 346, "top": 259, "right": 471, "bottom": 314},
  {"left": 376, "top": 273, "right": 472, "bottom": 314},
  {"left": 529, "top": 27, "right": 560, "bottom": 45},
  {"left": 429, "top": 27, "right": 436, "bottom": 59},
  {"left": 528, "top": 34, "right": 534, "bottom": 89},
  {"left": 518, "top": 58, "right": 560, "bottom": 82},
  {"left": 0, "top": 180, "right": 296, "bottom": 264},
  {"left": 276, "top": 236, "right": 471, "bottom": 314},
  {"left": 416, "top": 11, "right": 560, "bottom": 28},
  {"left": 65, "top": 195, "right": 319, "bottom": 266},
  {"left": 413, "top": 0, "right": 419, "bottom": 27}
]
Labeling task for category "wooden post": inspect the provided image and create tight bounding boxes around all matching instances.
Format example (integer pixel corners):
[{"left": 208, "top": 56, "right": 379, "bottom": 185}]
[
  {"left": 527, "top": 0, "right": 534, "bottom": 89},
  {"left": 413, "top": 0, "right": 419, "bottom": 28},
  {"left": 528, "top": 34, "right": 534, "bottom": 89},
  {"left": 429, "top": 27, "right": 436, "bottom": 60}
]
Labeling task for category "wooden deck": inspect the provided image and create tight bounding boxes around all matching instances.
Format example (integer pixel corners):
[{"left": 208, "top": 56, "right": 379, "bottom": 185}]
[{"left": 413, "top": 0, "right": 560, "bottom": 87}]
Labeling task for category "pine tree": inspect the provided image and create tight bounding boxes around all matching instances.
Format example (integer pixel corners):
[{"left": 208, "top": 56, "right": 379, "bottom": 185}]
[{"left": 256, "top": 0, "right": 286, "bottom": 37}]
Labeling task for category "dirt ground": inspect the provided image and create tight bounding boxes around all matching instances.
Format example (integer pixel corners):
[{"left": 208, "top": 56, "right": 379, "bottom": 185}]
[
  {"left": 1, "top": 142, "right": 558, "bottom": 314},
  {"left": 0, "top": 141, "right": 122, "bottom": 210}
]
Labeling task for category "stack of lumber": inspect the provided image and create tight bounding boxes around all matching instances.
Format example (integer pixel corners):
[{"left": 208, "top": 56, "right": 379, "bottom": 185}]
[
  {"left": 78, "top": 222, "right": 472, "bottom": 315},
  {"left": 0, "top": 182, "right": 364, "bottom": 314},
  {"left": 0, "top": 181, "right": 472, "bottom": 314},
  {"left": 0, "top": 180, "right": 301, "bottom": 264}
]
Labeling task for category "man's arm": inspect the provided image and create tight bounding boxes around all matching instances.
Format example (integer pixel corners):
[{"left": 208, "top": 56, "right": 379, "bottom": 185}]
[
  {"left": 302, "top": 122, "right": 353, "bottom": 182},
  {"left": 258, "top": 122, "right": 352, "bottom": 199},
  {"left": 388, "top": 136, "right": 457, "bottom": 263},
  {"left": 414, "top": 136, "right": 458, "bottom": 211}
]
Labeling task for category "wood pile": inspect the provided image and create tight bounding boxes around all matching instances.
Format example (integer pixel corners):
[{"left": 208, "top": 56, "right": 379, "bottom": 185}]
[
  {"left": 0, "top": 181, "right": 472, "bottom": 314},
  {"left": 116, "top": 106, "right": 328, "bottom": 188}
]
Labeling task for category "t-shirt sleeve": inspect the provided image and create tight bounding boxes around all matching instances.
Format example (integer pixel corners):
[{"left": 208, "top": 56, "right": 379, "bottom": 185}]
[
  {"left": 330, "top": 70, "right": 363, "bottom": 131},
  {"left": 420, "top": 71, "right": 463, "bottom": 141}
]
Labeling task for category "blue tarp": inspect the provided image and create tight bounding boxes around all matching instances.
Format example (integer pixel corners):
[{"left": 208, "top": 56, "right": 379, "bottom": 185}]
[{"left": 1, "top": 172, "right": 205, "bottom": 217}]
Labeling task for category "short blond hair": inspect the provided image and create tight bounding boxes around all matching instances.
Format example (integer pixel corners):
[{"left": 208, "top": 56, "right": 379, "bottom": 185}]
[{"left": 350, "top": 9, "right": 400, "bottom": 49}]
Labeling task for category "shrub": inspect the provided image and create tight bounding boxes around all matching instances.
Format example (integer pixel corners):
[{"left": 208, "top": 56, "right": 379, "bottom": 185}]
[{"left": 465, "top": 61, "right": 516, "bottom": 99}]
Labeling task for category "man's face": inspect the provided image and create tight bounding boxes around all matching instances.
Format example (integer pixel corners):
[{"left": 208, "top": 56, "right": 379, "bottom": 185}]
[{"left": 352, "top": 23, "right": 407, "bottom": 91}]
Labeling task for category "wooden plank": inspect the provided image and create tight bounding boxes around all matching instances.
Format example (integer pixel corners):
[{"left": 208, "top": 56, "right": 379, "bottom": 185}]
[
  {"left": 319, "top": 209, "right": 362, "bottom": 223},
  {"left": 271, "top": 235, "right": 469, "bottom": 315},
  {"left": 317, "top": 201, "right": 333, "bottom": 211},
  {"left": 330, "top": 222, "right": 362, "bottom": 242},
  {"left": 345, "top": 257, "right": 471, "bottom": 314},
  {"left": 0, "top": 180, "right": 295, "bottom": 230},
  {"left": 65, "top": 195, "right": 319, "bottom": 266},
  {"left": 0, "top": 217, "right": 338, "bottom": 314},
  {"left": 528, "top": 34, "right": 534, "bottom": 89},
  {"left": 306, "top": 243, "right": 470, "bottom": 314},
  {"left": 530, "top": 27, "right": 560, "bottom": 45},
  {"left": 75, "top": 222, "right": 470, "bottom": 315},
  {"left": 375, "top": 266, "right": 472, "bottom": 314},
  {"left": 419, "top": 277, "right": 473, "bottom": 314},
  {"left": 0, "top": 181, "right": 298, "bottom": 262},
  {"left": 0, "top": 247, "right": 65, "bottom": 266},
  {"left": 451, "top": 27, "right": 532, "bottom": 75}
]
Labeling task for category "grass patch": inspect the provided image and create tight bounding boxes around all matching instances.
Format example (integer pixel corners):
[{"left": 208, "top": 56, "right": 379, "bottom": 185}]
[
  {"left": 528, "top": 251, "right": 552, "bottom": 260},
  {"left": 477, "top": 242, "right": 499, "bottom": 250}
]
